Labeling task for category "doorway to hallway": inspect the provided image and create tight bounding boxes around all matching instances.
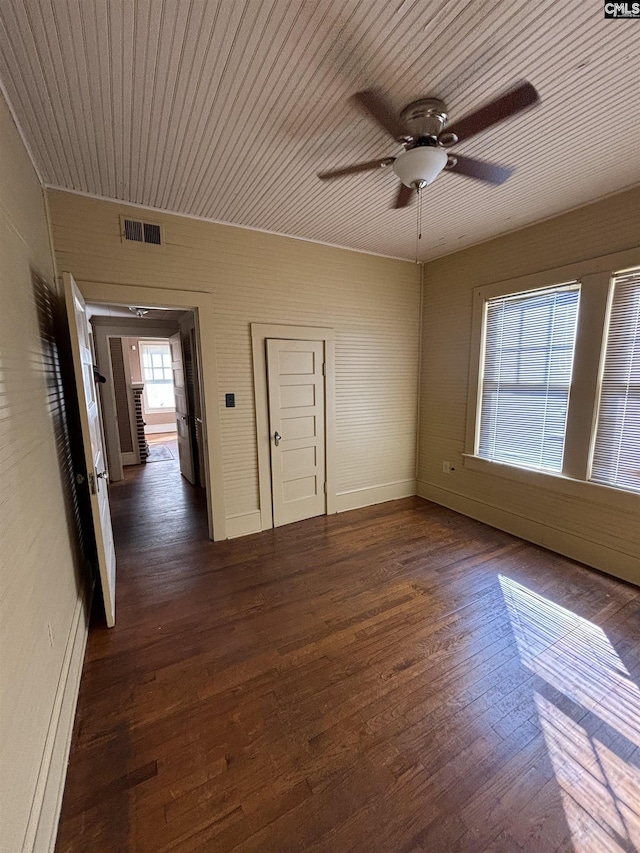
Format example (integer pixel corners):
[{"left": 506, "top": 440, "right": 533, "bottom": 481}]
[{"left": 88, "top": 302, "right": 211, "bottom": 582}]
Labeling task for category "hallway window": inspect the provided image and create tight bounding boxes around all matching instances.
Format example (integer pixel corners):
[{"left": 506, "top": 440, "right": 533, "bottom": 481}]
[{"left": 140, "top": 341, "right": 175, "bottom": 411}]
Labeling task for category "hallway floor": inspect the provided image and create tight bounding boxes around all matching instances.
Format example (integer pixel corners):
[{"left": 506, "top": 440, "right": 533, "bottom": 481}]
[
  {"left": 55, "top": 478, "right": 640, "bottom": 852},
  {"left": 111, "top": 432, "right": 208, "bottom": 554}
]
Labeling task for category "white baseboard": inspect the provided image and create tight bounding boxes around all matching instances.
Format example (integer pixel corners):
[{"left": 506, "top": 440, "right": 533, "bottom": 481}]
[
  {"left": 231, "top": 482, "right": 416, "bottom": 539},
  {"left": 336, "top": 479, "right": 416, "bottom": 513},
  {"left": 417, "top": 480, "right": 639, "bottom": 587},
  {"left": 25, "top": 580, "right": 92, "bottom": 852},
  {"left": 121, "top": 451, "right": 139, "bottom": 466},
  {"left": 145, "top": 423, "right": 176, "bottom": 434},
  {"left": 226, "top": 511, "right": 262, "bottom": 539}
]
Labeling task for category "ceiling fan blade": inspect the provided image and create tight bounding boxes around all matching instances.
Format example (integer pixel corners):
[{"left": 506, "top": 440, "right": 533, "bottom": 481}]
[
  {"left": 442, "top": 81, "right": 539, "bottom": 145},
  {"left": 352, "top": 90, "right": 409, "bottom": 141},
  {"left": 318, "top": 157, "right": 394, "bottom": 180},
  {"left": 393, "top": 183, "right": 414, "bottom": 209},
  {"left": 446, "top": 154, "right": 514, "bottom": 185}
]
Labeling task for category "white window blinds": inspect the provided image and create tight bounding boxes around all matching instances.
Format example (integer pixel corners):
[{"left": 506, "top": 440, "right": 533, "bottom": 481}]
[
  {"left": 590, "top": 269, "right": 640, "bottom": 493},
  {"left": 478, "top": 283, "right": 580, "bottom": 472}
]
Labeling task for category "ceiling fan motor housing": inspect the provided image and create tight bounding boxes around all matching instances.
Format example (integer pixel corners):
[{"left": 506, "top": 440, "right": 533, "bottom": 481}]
[{"left": 399, "top": 98, "right": 448, "bottom": 140}]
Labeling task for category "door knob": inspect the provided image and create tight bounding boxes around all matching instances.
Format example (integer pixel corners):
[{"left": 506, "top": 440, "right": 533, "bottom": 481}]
[{"left": 274, "top": 431, "right": 281, "bottom": 447}]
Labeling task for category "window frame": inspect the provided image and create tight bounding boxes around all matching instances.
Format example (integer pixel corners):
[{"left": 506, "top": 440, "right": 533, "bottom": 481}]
[
  {"left": 476, "top": 280, "right": 581, "bottom": 474},
  {"left": 464, "top": 246, "right": 640, "bottom": 512},
  {"left": 590, "top": 268, "right": 640, "bottom": 492},
  {"left": 139, "top": 339, "right": 175, "bottom": 414}
]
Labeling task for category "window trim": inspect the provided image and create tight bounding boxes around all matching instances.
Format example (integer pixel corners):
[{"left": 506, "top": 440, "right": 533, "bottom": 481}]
[{"left": 464, "top": 246, "right": 640, "bottom": 508}]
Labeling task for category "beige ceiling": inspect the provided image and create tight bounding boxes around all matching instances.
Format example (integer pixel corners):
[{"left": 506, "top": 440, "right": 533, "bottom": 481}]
[{"left": 1, "top": 0, "right": 639, "bottom": 262}]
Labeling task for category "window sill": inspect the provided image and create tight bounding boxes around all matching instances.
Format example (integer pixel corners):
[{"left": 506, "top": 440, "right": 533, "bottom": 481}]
[{"left": 462, "top": 454, "right": 640, "bottom": 513}]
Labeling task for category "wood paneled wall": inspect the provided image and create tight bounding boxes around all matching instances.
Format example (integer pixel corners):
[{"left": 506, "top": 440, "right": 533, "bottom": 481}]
[
  {"left": 47, "top": 190, "right": 422, "bottom": 533},
  {"left": 418, "top": 187, "right": 640, "bottom": 585},
  {"left": 0, "top": 93, "right": 89, "bottom": 852}
]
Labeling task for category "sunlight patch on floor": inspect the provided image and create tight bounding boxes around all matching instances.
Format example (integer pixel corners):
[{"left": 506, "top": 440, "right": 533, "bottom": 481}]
[{"left": 500, "top": 576, "right": 640, "bottom": 852}]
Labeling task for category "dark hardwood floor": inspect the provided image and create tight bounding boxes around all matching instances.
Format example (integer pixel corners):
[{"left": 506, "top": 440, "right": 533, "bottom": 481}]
[{"left": 55, "top": 443, "right": 640, "bottom": 853}]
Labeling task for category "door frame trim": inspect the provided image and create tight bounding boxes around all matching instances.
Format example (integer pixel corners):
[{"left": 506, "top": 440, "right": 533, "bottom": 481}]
[
  {"left": 72, "top": 278, "right": 226, "bottom": 541},
  {"left": 91, "top": 319, "right": 181, "bottom": 481},
  {"left": 251, "top": 323, "right": 336, "bottom": 531}
]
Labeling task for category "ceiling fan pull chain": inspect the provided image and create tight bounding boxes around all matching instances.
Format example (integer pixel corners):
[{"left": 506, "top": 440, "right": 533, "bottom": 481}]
[{"left": 415, "top": 187, "right": 423, "bottom": 264}]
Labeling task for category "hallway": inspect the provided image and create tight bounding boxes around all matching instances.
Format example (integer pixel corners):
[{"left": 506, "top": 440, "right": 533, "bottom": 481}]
[
  {"left": 109, "top": 433, "right": 208, "bottom": 555},
  {"left": 55, "top": 479, "right": 640, "bottom": 852}
]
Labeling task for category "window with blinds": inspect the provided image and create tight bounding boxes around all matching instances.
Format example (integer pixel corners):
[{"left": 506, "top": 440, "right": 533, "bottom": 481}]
[
  {"left": 478, "top": 283, "right": 580, "bottom": 472},
  {"left": 140, "top": 341, "right": 175, "bottom": 411},
  {"left": 590, "top": 269, "right": 640, "bottom": 493}
]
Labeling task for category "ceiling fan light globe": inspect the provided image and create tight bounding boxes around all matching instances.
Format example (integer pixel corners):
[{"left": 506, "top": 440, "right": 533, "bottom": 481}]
[{"left": 392, "top": 146, "right": 448, "bottom": 188}]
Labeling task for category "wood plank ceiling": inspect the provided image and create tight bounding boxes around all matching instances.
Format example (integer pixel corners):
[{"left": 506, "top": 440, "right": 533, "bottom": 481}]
[{"left": 1, "top": 0, "right": 639, "bottom": 261}]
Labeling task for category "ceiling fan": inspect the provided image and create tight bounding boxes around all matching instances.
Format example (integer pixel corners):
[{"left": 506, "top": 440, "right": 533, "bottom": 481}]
[{"left": 318, "top": 81, "right": 540, "bottom": 208}]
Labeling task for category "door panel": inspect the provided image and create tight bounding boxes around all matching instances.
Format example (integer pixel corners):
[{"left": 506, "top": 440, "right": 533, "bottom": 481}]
[
  {"left": 170, "top": 332, "right": 195, "bottom": 484},
  {"left": 267, "top": 339, "right": 325, "bottom": 527},
  {"left": 279, "top": 350, "right": 315, "bottom": 374},
  {"left": 279, "top": 383, "right": 316, "bottom": 408},
  {"left": 63, "top": 273, "right": 117, "bottom": 627},
  {"left": 281, "top": 415, "right": 316, "bottom": 440}
]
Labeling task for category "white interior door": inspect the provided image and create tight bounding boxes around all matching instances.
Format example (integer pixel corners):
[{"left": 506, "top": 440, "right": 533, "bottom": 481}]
[
  {"left": 267, "top": 339, "right": 326, "bottom": 527},
  {"left": 63, "top": 273, "right": 117, "bottom": 627},
  {"left": 170, "top": 332, "right": 195, "bottom": 484},
  {"left": 189, "top": 326, "right": 206, "bottom": 487}
]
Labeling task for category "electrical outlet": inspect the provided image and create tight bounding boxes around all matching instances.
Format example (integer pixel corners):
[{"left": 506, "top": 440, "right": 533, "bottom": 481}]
[{"left": 442, "top": 461, "right": 451, "bottom": 474}]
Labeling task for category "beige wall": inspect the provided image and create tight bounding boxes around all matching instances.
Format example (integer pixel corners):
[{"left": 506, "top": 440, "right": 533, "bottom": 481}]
[
  {"left": 418, "top": 187, "right": 640, "bottom": 585},
  {"left": 48, "top": 190, "right": 422, "bottom": 533},
  {"left": 0, "top": 94, "right": 88, "bottom": 850},
  {"left": 125, "top": 337, "right": 143, "bottom": 382}
]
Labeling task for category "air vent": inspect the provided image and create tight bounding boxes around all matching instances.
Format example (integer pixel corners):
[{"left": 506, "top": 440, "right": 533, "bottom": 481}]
[
  {"left": 143, "top": 222, "right": 162, "bottom": 245},
  {"left": 123, "top": 218, "right": 143, "bottom": 242},
  {"left": 121, "top": 216, "right": 163, "bottom": 246}
]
